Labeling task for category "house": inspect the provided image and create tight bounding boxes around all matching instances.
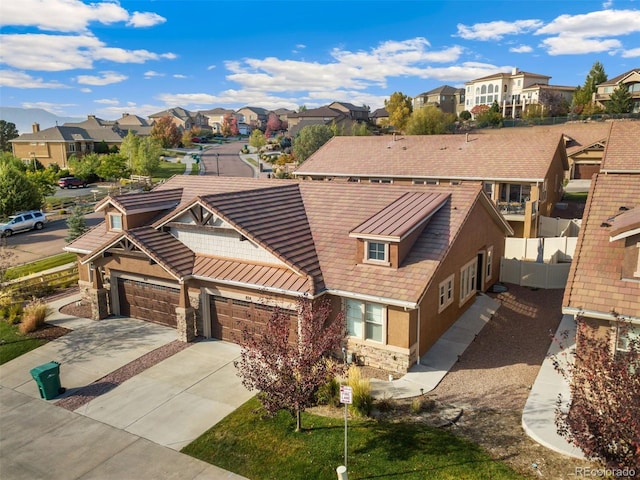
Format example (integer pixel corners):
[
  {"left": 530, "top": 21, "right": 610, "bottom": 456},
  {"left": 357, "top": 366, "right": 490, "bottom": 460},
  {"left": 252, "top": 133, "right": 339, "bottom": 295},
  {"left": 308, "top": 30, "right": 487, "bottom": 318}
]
[
  {"left": 198, "top": 108, "right": 237, "bottom": 134},
  {"left": 464, "top": 67, "right": 575, "bottom": 119},
  {"left": 413, "top": 85, "right": 465, "bottom": 116},
  {"left": 520, "top": 84, "right": 575, "bottom": 116},
  {"left": 114, "top": 113, "right": 153, "bottom": 136},
  {"left": 327, "top": 102, "right": 370, "bottom": 121},
  {"left": 148, "top": 107, "right": 208, "bottom": 131},
  {"left": 562, "top": 121, "right": 640, "bottom": 362},
  {"left": 235, "top": 106, "right": 270, "bottom": 130},
  {"left": 286, "top": 106, "right": 348, "bottom": 136},
  {"left": 65, "top": 176, "right": 512, "bottom": 373},
  {"left": 293, "top": 129, "right": 570, "bottom": 238},
  {"left": 594, "top": 68, "right": 640, "bottom": 113},
  {"left": 10, "top": 116, "right": 124, "bottom": 168},
  {"left": 370, "top": 108, "right": 389, "bottom": 126}
]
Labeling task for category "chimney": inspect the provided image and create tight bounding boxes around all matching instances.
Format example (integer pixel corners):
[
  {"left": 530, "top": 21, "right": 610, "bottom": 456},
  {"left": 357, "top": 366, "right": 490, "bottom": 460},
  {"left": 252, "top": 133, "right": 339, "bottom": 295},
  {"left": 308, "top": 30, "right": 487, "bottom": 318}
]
[
  {"left": 512, "top": 67, "right": 519, "bottom": 75},
  {"left": 32, "top": 123, "right": 40, "bottom": 133}
]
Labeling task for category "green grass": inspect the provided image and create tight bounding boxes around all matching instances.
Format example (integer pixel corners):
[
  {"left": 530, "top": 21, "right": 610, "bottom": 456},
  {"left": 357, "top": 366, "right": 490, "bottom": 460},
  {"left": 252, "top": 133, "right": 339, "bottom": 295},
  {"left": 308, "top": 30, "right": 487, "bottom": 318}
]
[
  {"left": 0, "top": 320, "right": 47, "bottom": 365},
  {"left": 4, "top": 253, "right": 76, "bottom": 281},
  {"left": 190, "top": 162, "right": 200, "bottom": 175},
  {"left": 151, "top": 160, "right": 188, "bottom": 182},
  {"left": 182, "top": 397, "right": 527, "bottom": 480},
  {"left": 562, "top": 191, "right": 588, "bottom": 202}
]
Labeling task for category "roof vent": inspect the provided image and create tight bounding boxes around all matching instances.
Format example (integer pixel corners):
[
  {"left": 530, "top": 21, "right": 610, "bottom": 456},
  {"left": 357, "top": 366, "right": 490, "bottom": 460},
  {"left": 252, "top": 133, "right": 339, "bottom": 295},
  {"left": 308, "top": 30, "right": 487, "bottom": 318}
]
[
  {"left": 600, "top": 222, "right": 611, "bottom": 228},
  {"left": 619, "top": 206, "right": 629, "bottom": 211}
]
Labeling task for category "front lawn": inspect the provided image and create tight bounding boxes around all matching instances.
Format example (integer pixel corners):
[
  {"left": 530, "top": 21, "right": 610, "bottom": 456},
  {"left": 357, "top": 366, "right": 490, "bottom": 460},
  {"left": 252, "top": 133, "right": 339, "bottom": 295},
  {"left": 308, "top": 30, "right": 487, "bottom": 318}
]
[
  {"left": 0, "top": 320, "right": 47, "bottom": 365},
  {"left": 151, "top": 160, "right": 187, "bottom": 182},
  {"left": 182, "top": 397, "right": 526, "bottom": 480},
  {"left": 4, "top": 253, "right": 76, "bottom": 281}
]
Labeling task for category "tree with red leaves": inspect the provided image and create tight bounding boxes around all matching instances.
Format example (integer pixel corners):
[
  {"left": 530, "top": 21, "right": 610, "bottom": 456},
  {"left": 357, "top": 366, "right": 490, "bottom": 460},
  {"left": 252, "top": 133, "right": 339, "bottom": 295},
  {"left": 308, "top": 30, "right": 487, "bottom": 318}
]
[
  {"left": 221, "top": 113, "right": 239, "bottom": 137},
  {"left": 264, "top": 113, "right": 282, "bottom": 138},
  {"left": 150, "top": 116, "right": 181, "bottom": 148},
  {"left": 234, "top": 297, "right": 346, "bottom": 432},
  {"left": 552, "top": 320, "right": 640, "bottom": 469}
]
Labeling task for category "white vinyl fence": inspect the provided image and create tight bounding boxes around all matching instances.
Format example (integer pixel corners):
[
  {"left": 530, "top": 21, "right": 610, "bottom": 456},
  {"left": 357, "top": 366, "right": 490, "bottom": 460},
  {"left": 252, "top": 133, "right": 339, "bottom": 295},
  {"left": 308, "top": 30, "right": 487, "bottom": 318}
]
[
  {"left": 538, "top": 215, "right": 581, "bottom": 237},
  {"left": 504, "top": 236, "right": 578, "bottom": 263},
  {"left": 500, "top": 257, "right": 571, "bottom": 289}
]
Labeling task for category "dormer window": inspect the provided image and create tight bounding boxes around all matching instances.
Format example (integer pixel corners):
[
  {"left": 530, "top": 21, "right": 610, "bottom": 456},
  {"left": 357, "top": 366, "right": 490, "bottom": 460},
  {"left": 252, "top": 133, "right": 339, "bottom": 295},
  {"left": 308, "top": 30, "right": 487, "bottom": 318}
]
[
  {"left": 366, "top": 241, "right": 388, "bottom": 263},
  {"left": 109, "top": 213, "right": 123, "bottom": 231}
]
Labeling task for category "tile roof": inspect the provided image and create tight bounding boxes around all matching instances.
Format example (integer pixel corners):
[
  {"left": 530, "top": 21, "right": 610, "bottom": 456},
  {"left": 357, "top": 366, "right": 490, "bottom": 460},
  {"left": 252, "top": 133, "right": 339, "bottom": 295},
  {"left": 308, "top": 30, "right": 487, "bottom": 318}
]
[
  {"left": 125, "top": 227, "right": 195, "bottom": 279},
  {"left": 609, "top": 207, "right": 640, "bottom": 240},
  {"left": 600, "top": 121, "right": 640, "bottom": 172},
  {"left": 417, "top": 85, "right": 459, "bottom": 96},
  {"left": 563, "top": 174, "right": 640, "bottom": 319},
  {"left": 288, "top": 106, "right": 344, "bottom": 119},
  {"left": 350, "top": 192, "right": 449, "bottom": 240},
  {"left": 598, "top": 68, "right": 640, "bottom": 86},
  {"left": 95, "top": 188, "right": 183, "bottom": 214},
  {"left": 64, "top": 222, "right": 119, "bottom": 254},
  {"left": 294, "top": 130, "right": 566, "bottom": 181}
]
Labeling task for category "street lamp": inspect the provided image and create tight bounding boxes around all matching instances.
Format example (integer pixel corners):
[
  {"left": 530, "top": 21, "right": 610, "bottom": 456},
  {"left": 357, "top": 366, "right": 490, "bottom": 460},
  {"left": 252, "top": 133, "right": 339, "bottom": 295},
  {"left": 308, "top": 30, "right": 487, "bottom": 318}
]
[{"left": 216, "top": 153, "right": 220, "bottom": 176}]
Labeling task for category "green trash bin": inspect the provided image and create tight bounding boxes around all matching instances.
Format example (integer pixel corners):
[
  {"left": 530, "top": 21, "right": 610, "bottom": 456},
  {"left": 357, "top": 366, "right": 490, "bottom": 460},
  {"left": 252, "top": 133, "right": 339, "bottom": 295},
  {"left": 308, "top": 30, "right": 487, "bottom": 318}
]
[{"left": 30, "top": 361, "right": 65, "bottom": 400}]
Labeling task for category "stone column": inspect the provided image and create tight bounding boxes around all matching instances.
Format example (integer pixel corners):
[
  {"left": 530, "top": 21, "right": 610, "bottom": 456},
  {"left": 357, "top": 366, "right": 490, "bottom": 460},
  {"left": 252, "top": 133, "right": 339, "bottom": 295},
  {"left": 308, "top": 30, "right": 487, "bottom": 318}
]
[
  {"left": 89, "top": 288, "right": 109, "bottom": 320},
  {"left": 176, "top": 306, "right": 196, "bottom": 342}
]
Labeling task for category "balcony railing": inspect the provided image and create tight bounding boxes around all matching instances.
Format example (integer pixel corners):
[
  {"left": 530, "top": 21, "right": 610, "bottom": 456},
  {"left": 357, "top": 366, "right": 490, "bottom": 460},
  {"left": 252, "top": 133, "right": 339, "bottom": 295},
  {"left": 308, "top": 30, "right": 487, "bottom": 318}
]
[{"left": 498, "top": 201, "right": 526, "bottom": 215}]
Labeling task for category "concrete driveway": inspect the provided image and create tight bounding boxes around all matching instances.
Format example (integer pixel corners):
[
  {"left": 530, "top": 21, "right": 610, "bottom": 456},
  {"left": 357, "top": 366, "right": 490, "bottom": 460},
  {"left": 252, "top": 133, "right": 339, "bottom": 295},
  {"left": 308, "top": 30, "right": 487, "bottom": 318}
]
[{"left": 0, "top": 296, "right": 252, "bottom": 478}]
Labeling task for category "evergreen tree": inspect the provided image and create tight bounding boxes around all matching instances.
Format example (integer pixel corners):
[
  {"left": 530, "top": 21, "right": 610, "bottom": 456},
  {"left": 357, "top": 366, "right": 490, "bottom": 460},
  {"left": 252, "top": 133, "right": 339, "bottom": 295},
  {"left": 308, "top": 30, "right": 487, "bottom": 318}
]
[
  {"left": 65, "top": 206, "right": 87, "bottom": 242},
  {"left": 606, "top": 84, "right": 633, "bottom": 114}
]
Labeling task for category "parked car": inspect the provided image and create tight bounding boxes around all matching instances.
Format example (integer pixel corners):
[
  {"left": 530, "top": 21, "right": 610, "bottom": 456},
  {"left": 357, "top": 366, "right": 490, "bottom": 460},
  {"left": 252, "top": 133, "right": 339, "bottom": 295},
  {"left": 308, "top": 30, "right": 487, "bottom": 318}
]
[
  {"left": 58, "top": 177, "right": 88, "bottom": 188},
  {"left": 0, "top": 211, "right": 48, "bottom": 237}
]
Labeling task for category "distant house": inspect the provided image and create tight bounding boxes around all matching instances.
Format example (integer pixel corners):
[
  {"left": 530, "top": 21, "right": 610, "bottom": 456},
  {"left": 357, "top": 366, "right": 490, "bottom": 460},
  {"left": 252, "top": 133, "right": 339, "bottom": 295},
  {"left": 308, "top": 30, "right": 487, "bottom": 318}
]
[
  {"left": 563, "top": 121, "right": 640, "bottom": 362},
  {"left": 114, "top": 113, "right": 153, "bottom": 136},
  {"left": 370, "top": 108, "right": 389, "bottom": 126},
  {"left": 594, "top": 68, "right": 640, "bottom": 113},
  {"left": 293, "top": 129, "right": 570, "bottom": 238},
  {"left": 413, "top": 85, "right": 465, "bottom": 116},
  {"left": 198, "top": 108, "right": 237, "bottom": 133},
  {"left": 148, "top": 107, "right": 208, "bottom": 131},
  {"left": 327, "top": 102, "right": 370, "bottom": 121},
  {"left": 286, "top": 106, "right": 348, "bottom": 137},
  {"left": 10, "top": 115, "right": 124, "bottom": 168},
  {"left": 235, "top": 106, "right": 270, "bottom": 130},
  {"left": 65, "top": 176, "right": 512, "bottom": 373}
]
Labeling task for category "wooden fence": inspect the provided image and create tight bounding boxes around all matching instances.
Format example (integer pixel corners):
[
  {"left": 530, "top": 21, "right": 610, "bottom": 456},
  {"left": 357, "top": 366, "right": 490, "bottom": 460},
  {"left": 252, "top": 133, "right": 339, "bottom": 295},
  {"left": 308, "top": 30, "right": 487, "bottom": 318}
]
[{"left": 1, "top": 264, "right": 78, "bottom": 306}]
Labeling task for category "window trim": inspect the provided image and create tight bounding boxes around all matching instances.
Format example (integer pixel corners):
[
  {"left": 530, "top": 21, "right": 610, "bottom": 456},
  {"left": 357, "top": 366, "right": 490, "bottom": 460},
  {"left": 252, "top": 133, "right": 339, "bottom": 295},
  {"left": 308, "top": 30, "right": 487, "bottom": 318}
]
[
  {"left": 369, "top": 178, "right": 393, "bottom": 184},
  {"left": 108, "top": 213, "right": 123, "bottom": 231},
  {"left": 438, "top": 274, "right": 455, "bottom": 313},
  {"left": 459, "top": 258, "right": 477, "bottom": 305},
  {"left": 345, "top": 298, "right": 386, "bottom": 344},
  {"left": 364, "top": 240, "right": 390, "bottom": 266}
]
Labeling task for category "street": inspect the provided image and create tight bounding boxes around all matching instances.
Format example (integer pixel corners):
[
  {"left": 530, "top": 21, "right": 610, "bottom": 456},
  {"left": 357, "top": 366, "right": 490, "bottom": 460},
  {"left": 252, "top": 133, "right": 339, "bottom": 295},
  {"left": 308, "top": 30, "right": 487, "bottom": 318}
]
[{"left": 200, "top": 139, "right": 254, "bottom": 178}]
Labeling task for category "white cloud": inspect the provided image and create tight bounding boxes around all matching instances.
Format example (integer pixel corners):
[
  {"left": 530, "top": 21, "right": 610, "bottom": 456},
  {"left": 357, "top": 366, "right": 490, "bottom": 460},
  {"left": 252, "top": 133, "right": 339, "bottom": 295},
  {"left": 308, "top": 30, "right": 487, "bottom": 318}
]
[
  {"left": 94, "top": 98, "right": 120, "bottom": 105},
  {"left": 295, "top": 44, "right": 306, "bottom": 50},
  {"left": 76, "top": 71, "right": 127, "bottom": 86},
  {"left": 456, "top": 20, "right": 543, "bottom": 41},
  {"left": 0, "top": 69, "right": 68, "bottom": 88},
  {"left": 622, "top": 47, "right": 640, "bottom": 57},
  {"left": 536, "top": 9, "right": 640, "bottom": 37},
  {"left": 127, "top": 11, "right": 166, "bottom": 28},
  {"left": 0, "top": 34, "right": 176, "bottom": 71},
  {"left": 80, "top": 88, "right": 92, "bottom": 93},
  {"left": 173, "top": 74, "right": 188, "bottom": 79},
  {"left": 603, "top": 0, "right": 614, "bottom": 8},
  {"left": 207, "top": 65, "right": 216, "bottom": 71},
  {"left": 509, "top": 45, "right": 533, "bottom": 53},
  {"left": 21, "top": 101, "right": 78, "bottom": 114},
  {"left": 539, "top": 35, "right": 621, "bottom": 55},
  {"left": 144, "top": 71, "right": 165, "bottom": 78},
  {"left": 0, "top": 0, "right": 165, "bottom": 32}
]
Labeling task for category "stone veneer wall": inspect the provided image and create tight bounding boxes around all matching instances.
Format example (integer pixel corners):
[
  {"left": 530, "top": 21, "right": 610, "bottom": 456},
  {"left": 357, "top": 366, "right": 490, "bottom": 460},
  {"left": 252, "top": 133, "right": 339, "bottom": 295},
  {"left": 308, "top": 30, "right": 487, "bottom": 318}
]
[
  {"left": 348, "top": 342, "right": 416, "bottom": 374},
  {"left": 189, "top": 292, "right": 202, "bottom": 336}
]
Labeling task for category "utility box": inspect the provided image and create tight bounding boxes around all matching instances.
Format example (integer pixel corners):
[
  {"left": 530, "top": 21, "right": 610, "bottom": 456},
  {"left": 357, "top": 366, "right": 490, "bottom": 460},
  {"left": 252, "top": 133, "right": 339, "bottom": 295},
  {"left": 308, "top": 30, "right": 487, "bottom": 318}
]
[{"left": 30, "top": 361, "right": 65, "bottom": 400}]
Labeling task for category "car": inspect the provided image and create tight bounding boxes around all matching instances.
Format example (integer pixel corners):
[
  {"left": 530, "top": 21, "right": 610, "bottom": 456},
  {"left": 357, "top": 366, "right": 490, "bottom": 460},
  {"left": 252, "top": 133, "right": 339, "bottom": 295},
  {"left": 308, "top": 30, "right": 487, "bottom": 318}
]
[
  {"left": 58, "top": 176, "right": 88, "bottom": 188},
  {"left": 0, "top": 211, "right": 48, "bottom": 237}
]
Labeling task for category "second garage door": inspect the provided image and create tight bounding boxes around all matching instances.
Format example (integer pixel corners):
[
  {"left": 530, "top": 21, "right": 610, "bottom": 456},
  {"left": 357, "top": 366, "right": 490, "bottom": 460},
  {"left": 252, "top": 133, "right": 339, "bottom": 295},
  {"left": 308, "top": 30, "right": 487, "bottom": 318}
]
[
  {"left": 573, "top": 163, "right": 600, "bottom": 180},
  {"left": 209, "top": 295, "right": 297, "bottom": 343},
  {"left": 117, "top": 277, "right": 180, "bottom": 327}
]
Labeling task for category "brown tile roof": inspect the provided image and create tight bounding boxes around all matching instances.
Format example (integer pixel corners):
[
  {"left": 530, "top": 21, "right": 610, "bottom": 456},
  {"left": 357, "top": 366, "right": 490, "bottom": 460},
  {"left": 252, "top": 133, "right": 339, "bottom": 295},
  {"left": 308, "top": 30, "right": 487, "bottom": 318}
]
[
  {"left": 563, "top": 174, "right": 640, "bottom": 319},
  {"left": 350, "top": 192, "right": 449, "bottom": 240},
  {"left": 126, "top": 227, "right": 195, "bottom": 279},
  {"left": 193, "top": 255, "right": 313, "bottom": 294},
  {"left": 609, "top": 207, "right": 640, "bottom": 240},
  {"left": 601, "top": 121, "right": 640, "bottom": 172},
  {"left": 95, "top": 188, "right": 183, "bottom": 214},
  {"left": 293, "top": 130, "right": 566, "bottom": 181},
  {"left": 64, "top": 222, "right": 119, "bottom": 254}
]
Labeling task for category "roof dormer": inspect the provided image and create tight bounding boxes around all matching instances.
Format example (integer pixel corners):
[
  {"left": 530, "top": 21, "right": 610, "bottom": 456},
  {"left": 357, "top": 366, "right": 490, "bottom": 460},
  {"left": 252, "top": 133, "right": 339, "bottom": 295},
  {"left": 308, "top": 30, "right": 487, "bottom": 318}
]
[
  {"left": 349, "top": 192, "right": 450, "bottom": 268},
  {"left": 609, "top": 206, "right": 640, "bottom": 280}
]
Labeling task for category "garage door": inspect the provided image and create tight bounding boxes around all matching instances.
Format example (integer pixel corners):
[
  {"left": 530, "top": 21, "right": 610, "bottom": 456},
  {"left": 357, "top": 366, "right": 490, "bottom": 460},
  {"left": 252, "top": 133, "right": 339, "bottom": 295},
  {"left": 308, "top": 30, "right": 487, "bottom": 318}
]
[
  {"left": 573, "top": 163, "right": 600, "bottom": 179},
  {"left": 117, "top": 278, "right": 180, "bottom": 327},
  {"left": 209, "top": 295, "right": 297, "bottom": 344}
]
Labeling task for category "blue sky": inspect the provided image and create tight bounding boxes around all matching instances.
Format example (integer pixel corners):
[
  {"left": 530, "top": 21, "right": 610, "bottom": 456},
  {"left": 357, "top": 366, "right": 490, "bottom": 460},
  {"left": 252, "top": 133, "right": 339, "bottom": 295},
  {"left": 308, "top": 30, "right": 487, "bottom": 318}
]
[{"left": 1, "top": 0, "right": 639, "bottom": 120}]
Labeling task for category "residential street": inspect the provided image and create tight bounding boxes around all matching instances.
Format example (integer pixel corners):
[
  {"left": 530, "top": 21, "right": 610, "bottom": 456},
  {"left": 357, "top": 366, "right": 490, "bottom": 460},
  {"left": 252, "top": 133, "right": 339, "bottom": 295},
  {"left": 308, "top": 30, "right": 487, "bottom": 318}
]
[{"left": 200, "top": 139, "right": 254, "bottom": 178}]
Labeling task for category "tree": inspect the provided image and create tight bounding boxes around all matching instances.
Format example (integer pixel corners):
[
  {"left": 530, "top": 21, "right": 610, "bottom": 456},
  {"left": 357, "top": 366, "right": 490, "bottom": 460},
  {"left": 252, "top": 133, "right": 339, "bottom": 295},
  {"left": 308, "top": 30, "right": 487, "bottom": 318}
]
[
  {"left": 69, "top": 153, "right": 100, "bottom": 180},
  {"left": 26, "top": 169, "right": 56, "bottom": 198},
  {"left": 65, "top": 206, "right": 87, "bottom": 242},
  {"left": 459, "top": 110, "right": 472, "bottom": 121},
  {"left": 94, "top": 140, "right": 110, "bottom": 154},
  {"left": 249, "top": 129, "right": 266, "bottom": 149},
  {"left": 292, "top": 125, "right": 333, "bottom": 163},
  {"left": 0, "top": 161, "right": 42, "bottom": 217},
  {"left": 606, "top": 84, "right": 633, "bottom": 114},
  {"left": 405, "top": 106, "right": 456, "bottom": 135},
  {"left": 0, "top": 120, "right": 19, "bottom": 152},
  {"left": 150, "top": 116, "right": 181, "bottom": 148},
  {"left": 96, "top": 153, "right": 129, "bottom": 182},
  {"left": 234, "top": 297, "right": 346, "bottom": 432},
  {"left": 351, "top": 122, "right": 371, "bottom": 136},
  {"left": 552, "top": 320, "right": 639, "bottom": 468},
  {"left": 221, "top": 113, "right": 238, "bottom": 137},
  {"left": 572, "top": 61, "right": 608, "bottom": 114},
  {"left": 119, "top": 131, "right": 140, "bottom": 170},
  {"left": 133, "top": 137, "right": 162, "bottom": 175},
  {"left": 265, "top": 113, "right": 282, "bottom": 138},
  {"left": 384, "top": 91, "right": 413, "bottom": 132}
]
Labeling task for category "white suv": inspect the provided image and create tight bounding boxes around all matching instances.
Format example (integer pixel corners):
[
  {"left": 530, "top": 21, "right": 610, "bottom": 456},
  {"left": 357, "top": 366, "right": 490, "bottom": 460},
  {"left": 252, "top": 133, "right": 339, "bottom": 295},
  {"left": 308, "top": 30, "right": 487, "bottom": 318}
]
[{"left": 0, "top": 211, "right": 48, "bottom": 237}]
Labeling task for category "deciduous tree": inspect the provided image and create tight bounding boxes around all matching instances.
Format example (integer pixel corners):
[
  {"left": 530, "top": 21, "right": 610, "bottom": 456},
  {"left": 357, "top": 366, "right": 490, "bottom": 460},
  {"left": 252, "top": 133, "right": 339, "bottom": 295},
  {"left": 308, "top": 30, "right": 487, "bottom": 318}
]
[
  {"left": 0, "top": 120, "right": 19, "bottom": 152},
  {"left": 292, "top": 125, "right": 333, "bottom": 163},
  {"left": 249, "top": 129, "right": 266, "bottom": 149},
  {"left": 150, "top": 116, "right": 181, "bottom": 148},
  {"left": 0, "top": 161, "right": 42, "bottom": 217},
  {"left": 96, "top": 153, "right": 129, "bottom": 182},
  {"left": 265, "top": 113, "right": 282, "bottom": 138},
  {"left": 221, "top": 113, "right": 239, "bottom": 137},
  {"left": 405, "top": 106, "right": 456, "bottom": 135},
  {"left": 234, "top": 298, "right": 346, "bottom": 432},
  {"left": 69, "top": 153, "right": 100, "bottom": 180},
  {"left": 552, "top": 320, "right": 639, "bottom": 469},
  {"left": 384, "top": 91, "right": 413, "bottom": 132}
]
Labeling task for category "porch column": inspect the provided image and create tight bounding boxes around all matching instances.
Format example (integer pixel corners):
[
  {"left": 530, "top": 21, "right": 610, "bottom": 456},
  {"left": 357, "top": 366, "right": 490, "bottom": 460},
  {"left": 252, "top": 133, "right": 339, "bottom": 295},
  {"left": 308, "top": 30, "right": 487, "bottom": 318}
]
[
  {"left": 176, "top": 283, "right": 195, "bottom": 342},
  {"left": 89, "top": 288, "right": 110, "bottom": 320}
]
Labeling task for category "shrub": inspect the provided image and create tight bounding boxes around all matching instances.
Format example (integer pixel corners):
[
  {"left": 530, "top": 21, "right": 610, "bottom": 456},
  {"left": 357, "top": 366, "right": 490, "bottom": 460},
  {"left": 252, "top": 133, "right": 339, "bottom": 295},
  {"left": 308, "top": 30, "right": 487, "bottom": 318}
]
[
  {"left": 347, "top": 365, "right": 373, "bottom": 417},
  {"left": 18, "top": 298, "right": 48, "bottom": 334},
  {"left": 376, "top": 395, "right": 396, "bottom": 413},
  {"left": 411, "top": 396, "right": 436, "bottom": 414},
  {"left": 316, "top": 376, "right": 341, "bottom": 407}
]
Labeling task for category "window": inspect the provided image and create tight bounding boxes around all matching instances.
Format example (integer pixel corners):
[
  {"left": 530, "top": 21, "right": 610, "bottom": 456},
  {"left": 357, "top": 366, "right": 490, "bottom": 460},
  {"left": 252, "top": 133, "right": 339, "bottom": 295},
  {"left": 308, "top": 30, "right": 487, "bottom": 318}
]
[
  {"left": 346, "top": 299, "right": 384, "bottom": 342},
  {"left": 366, "top": 241, "right": 388, "bottom": 263},
  {"left": 460, "top": 259, "right": 477, "bottom": 304},
  {"left": 450, "top": 180, "right": 461, "bottom": 186},
  {"left": 486, "top": 246, "right": 493, "bottom": 280},
  {"left": 438, "top": 274, "right": 455, "bottom": 312},
  {"left": 109, "top": 213, "right": 123, "bottom": 230},
  {"left": 370, "top": 178, "right": 392, "bottom": 184},
  {"left": 68, "top": 144, "right": 76, "bottom": 152},
  {"left": 483, "top": 182, "right": 494, "bottom": 199}
]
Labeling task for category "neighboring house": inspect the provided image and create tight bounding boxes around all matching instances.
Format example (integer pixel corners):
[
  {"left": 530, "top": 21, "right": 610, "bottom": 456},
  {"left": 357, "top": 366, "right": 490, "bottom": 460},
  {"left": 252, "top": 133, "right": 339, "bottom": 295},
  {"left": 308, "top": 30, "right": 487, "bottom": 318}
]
[
  {"left": 293, "top": 129, "right": 570, "bottom": 238},
  {"left": 10, "top": 116, "right": 124, "bottom": 168},
  {"left": 370, "top": 108, "right": 389, "bottom": 126},
  {"left": 235, "top": 106, "right": 269, "bottom": 130},
  {"left": 464, "top": 68, "right": 575, "bottom": 119},
  {"left": 65, "top": 176, "right": 512, "bottom": 373},
  {"left": 198, "top": 108, "right": 237, "bottom": 133},
  {"left": 273, "top": 108, "right": 296, "bottom": 124},
  {"left": 562, "top": 121, "right": 640, "bottom": 361},
  {"left": 520, "top": 84, "right": 575, "bottom": 114},
  {"left": 327, "top": 102, "right": 370, "bottom": 121},
  {"left": 148, "top": 107, "right": 209, "bottom": 132},
  {"left": 114, "top": 113, "right": 153, "bottom": 136},
  {"left": 413, "top": 85, "right": 465, "bottom": 116},
  {"left": 594, "top": 68, "right": 640, "bottom": 113},
  {"left": 286, "top": 106, "right": 350, "bottom": 137}
]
